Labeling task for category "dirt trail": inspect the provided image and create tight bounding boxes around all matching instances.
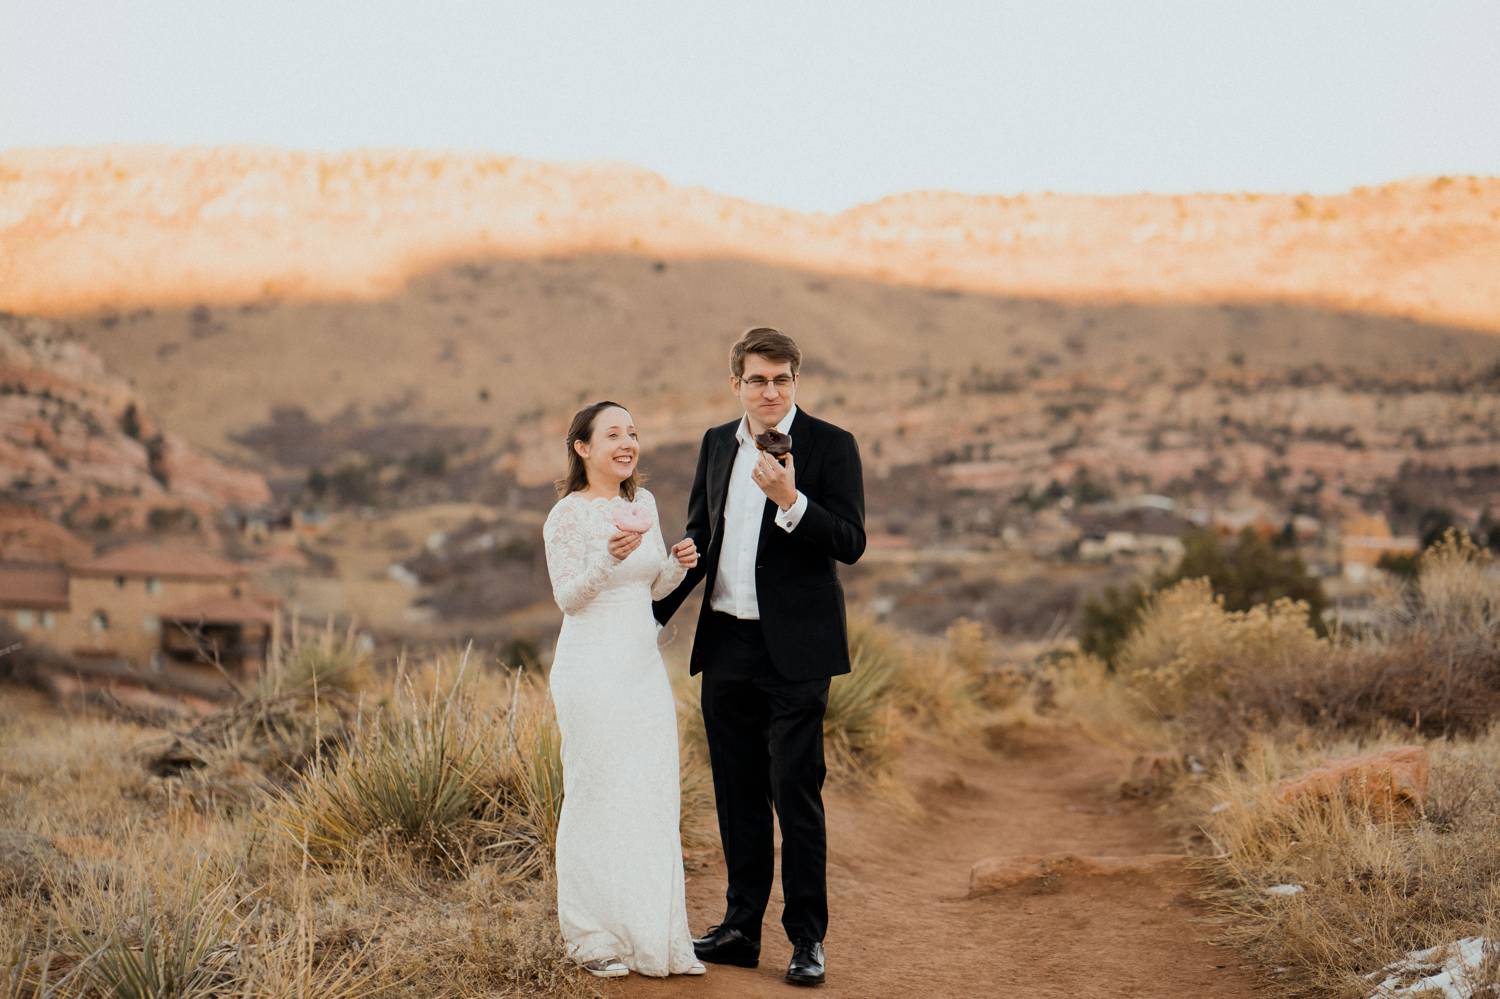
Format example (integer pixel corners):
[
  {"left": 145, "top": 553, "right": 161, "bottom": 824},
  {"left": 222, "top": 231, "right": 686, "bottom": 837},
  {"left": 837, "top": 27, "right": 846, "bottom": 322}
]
[{"left": 608, "top": 721, "right": 1264, "bottom": 998}]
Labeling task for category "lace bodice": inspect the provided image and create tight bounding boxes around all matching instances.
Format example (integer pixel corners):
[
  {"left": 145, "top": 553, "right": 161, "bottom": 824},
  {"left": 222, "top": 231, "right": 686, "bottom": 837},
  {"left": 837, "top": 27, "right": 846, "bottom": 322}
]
[{"left": 542, "top": 487, "right": 687, "bottom": 616}]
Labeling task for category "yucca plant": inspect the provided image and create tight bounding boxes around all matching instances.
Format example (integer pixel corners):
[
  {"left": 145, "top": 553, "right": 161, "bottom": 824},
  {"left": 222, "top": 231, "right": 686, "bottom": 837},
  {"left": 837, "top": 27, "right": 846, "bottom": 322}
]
[
  {"left": 271, "top": 670, "right": 485, "bottom": 869},
  {"left": 67, "top": 877, "right": 241, "bottom": 999}
]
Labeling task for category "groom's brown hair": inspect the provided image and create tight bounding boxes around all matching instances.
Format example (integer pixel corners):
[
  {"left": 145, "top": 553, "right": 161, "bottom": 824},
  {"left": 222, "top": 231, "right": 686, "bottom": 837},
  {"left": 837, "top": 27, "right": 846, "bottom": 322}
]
[{"left": 730, "top": 327, "right": 802, "bottom": 378}]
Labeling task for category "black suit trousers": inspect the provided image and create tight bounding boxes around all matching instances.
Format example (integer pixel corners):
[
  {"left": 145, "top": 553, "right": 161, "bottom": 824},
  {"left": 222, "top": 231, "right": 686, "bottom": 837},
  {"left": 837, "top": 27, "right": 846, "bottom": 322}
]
[{"left": 698, "top": 611, "right": 830, "bottom": 944}]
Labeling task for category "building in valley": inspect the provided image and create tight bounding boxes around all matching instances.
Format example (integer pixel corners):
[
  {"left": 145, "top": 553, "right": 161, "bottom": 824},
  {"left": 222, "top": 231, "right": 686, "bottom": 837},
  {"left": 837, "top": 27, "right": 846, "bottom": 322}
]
[{"left": 0, "top": 539, "right": 280, "bottom": 685}]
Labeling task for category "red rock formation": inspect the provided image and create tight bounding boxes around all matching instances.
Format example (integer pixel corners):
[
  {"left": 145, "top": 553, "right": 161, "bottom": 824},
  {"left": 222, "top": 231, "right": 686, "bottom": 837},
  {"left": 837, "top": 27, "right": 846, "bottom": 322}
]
[
  {"left": 1275, "top": 745, "right": 1430, "bottom": 821},
  {"left": 0, "top": 315, "right": 270, "bottom": 529}
]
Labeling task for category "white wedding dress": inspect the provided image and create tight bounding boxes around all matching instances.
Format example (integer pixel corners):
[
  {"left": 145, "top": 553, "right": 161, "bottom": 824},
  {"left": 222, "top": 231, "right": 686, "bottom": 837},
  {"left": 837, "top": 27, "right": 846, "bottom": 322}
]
[{"left": 541, "top": 487, "right": 700, "bottom": 976}]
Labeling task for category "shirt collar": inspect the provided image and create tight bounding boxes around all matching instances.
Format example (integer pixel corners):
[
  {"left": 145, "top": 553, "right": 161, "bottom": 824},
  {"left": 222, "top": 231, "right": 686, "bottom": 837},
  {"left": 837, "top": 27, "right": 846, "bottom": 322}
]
[{"left": 736, "top": 404, "right": 798, "bottom": 446}]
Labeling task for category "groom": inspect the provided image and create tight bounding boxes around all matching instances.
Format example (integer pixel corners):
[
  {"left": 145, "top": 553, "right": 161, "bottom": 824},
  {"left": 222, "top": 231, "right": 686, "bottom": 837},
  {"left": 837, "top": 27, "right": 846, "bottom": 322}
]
[{"left": 653, "top": 327, "right": 865, "bottom": 987}]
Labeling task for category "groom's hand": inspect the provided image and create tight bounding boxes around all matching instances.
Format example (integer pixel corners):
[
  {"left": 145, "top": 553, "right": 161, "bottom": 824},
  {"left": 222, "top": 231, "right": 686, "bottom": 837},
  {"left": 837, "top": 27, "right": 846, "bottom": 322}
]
[{"left": 752, "top": 451, "right": 797, "bottom": 510}]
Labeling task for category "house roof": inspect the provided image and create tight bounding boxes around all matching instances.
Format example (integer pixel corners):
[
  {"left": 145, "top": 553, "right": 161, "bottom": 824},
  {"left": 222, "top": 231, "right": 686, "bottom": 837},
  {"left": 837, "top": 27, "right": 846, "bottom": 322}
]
[
  {"left": 0, "top": 506, "right": 93, "bottom": 565},
  {"left": 160, "top": 594, "right": 279, "bottom": 625},
  {"left": 73, "top": 542, "right": 248, "bottom": 580},
  {"left": 0, "top": 561, "right": 70, "bottom": 609}
]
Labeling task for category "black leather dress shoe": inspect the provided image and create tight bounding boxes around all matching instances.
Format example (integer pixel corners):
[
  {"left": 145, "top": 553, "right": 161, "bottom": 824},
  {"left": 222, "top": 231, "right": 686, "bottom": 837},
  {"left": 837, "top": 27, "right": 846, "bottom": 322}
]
[
  {"left": 691, "top": 924, "right": 760, "bottom": 968},
  {"left": 786, "top": 939, "right": 826, "bottom": 986}
]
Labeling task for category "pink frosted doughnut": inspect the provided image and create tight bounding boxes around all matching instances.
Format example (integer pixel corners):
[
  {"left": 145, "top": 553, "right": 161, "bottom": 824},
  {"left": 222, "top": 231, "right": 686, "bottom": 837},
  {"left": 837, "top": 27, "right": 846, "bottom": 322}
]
[{"left": 612, "top": 502, "right": 652, "bottom": 534}]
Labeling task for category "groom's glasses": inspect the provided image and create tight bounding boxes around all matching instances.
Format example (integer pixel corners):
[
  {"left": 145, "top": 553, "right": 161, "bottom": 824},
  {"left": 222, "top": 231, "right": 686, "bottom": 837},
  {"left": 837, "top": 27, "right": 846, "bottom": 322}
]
[{"left": 741, "top": 375, "right": 795, "bottom": 390}]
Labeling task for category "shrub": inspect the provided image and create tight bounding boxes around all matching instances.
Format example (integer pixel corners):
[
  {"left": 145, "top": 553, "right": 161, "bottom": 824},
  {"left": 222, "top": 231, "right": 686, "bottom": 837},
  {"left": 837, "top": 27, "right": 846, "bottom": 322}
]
[
  {"left": 1079, "top": 527, "right": 1329, "bottom": 667},
  {"left": 1078, "top": 580, "right": 1149, "bottom": 665},
  {"left": 1115, "top": 578, "right": 1327, "bottom": 723},
  {"left": 1328, "top": 530, "right": 1500, "bottom": 737}
]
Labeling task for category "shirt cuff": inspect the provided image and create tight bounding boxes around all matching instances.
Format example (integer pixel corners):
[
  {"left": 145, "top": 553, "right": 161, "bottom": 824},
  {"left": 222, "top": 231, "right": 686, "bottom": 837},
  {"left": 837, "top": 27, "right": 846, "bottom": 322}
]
[{"left": 775, "top": 490, "right": 809, "bottom": 532}]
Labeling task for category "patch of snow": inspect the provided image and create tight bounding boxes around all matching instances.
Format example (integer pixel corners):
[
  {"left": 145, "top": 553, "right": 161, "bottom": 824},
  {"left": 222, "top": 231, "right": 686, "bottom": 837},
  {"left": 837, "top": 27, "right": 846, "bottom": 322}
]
[
  {"left": 1263, "top": 884, "right": 1304, "bottom": 896},
  {"left": 1365, "top": 937, "right": 1497, "bottom": 999}
]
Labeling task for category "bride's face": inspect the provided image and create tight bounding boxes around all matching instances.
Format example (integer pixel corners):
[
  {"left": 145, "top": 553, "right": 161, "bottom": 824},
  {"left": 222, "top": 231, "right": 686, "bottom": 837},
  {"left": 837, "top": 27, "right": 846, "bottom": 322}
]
[{"left": 576, "top": 406, "right": 639, "bottom": 486}]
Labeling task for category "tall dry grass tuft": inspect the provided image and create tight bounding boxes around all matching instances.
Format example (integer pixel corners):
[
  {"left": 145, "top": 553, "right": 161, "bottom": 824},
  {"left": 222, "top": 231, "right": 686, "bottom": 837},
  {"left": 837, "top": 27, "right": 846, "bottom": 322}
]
[
  {"left": 263, "top": 614, "right": 378, "bottom": 697},
  {"left": 1041, "top": 649, "right": 1175, "bottom": 754},
  {"left": 469, "top": 671, "right": 567, "bottom": 879},
  {"left": 268, "top": 653, "right": 572, "bottom": 880},
  {"left": 822, "top": 616, "right": 906, "bottom": 780},
  {"left": 819, "top": 615, "right": 994, "bottom": 788}
]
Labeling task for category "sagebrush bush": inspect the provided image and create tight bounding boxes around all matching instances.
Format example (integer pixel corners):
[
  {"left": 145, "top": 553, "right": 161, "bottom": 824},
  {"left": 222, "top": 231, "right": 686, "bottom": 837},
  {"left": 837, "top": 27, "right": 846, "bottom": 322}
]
[
  {"left": 1333, "top": 530, "right": 1500, "bottom": 736},
  {"left": 1115, "top": 578, "right": 1326, "bottom": 719}
]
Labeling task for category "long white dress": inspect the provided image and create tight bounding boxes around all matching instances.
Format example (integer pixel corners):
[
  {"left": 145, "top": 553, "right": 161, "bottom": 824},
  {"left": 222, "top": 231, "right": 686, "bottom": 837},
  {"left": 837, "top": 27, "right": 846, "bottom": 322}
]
[{"left": 541, "top": 487, "right": 700, "bottom": 977}]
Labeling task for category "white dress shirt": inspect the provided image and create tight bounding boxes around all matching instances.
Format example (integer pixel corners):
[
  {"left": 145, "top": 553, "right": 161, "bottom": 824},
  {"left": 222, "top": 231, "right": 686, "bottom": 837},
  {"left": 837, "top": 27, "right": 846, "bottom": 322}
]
[{"left": 709, "top": 405, "right": 809, "bottom": 620}]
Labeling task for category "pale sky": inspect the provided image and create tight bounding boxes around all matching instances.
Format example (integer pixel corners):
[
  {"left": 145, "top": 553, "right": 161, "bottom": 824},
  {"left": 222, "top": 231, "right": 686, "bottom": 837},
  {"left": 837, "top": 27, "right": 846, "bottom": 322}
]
[{"left": 3, "top": 0, "right": 1497, "bottom": 212}]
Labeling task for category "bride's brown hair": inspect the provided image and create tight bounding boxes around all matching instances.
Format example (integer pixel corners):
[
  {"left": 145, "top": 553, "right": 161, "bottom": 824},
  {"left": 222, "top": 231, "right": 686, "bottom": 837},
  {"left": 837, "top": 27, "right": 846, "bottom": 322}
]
[{"left": 556, "top": 400, "right": 642, "bottom": 500}]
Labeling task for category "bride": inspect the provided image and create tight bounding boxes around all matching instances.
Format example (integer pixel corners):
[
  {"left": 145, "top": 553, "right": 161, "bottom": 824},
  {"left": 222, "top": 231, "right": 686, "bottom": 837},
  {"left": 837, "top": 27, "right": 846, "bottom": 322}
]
[{"left": 541, "top": 400, "right": 706, "bottom": 979}]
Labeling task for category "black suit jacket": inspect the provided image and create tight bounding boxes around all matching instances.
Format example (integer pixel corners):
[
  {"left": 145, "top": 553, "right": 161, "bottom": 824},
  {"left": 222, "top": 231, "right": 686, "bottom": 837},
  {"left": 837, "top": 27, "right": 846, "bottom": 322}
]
[{"left": 652, "top": 408, "right": 866, "bottom": 680}]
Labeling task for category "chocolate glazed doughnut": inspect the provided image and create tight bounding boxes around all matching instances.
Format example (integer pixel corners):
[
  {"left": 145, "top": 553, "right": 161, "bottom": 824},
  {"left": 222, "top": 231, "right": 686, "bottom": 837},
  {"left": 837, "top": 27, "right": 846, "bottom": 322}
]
[{"left": 753, "top": 428, "right": 792, "bottom": 464}]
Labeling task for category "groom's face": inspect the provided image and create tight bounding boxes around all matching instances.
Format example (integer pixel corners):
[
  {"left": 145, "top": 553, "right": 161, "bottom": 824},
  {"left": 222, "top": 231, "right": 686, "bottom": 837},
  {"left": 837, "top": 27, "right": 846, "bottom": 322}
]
[{"left": 731, "top": 352, "right": 797, "bottom": 431}]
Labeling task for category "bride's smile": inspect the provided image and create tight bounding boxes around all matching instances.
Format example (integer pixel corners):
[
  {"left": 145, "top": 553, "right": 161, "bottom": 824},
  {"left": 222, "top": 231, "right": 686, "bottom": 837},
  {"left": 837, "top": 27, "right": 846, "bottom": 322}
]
[{"left": 573, "top": 406, "right": 640, "bottom": 494}]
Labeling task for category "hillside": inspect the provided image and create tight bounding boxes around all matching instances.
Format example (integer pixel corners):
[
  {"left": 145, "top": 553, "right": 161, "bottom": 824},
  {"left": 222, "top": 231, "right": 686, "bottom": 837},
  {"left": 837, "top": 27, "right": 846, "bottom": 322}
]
[
  {"left": 2, "top": 147, "right": 1498, "bottom": 648},
  {"left": 1, "top": 148, "right": 1497, "bottom": 492}
]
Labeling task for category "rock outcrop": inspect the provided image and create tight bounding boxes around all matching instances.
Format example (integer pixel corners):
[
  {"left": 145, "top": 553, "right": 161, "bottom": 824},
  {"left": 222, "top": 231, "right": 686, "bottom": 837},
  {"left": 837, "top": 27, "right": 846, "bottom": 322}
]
[
  {"left": 1275, "top": 745, "right": 1430, "bottom": 821},
  {"left": 0, "top": 314, "right": 270, "bottom": 531}
]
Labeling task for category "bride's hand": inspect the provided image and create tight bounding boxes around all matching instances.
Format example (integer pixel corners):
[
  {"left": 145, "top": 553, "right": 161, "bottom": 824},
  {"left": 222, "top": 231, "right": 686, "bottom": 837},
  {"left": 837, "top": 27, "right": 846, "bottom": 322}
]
[
  {"left": 671, "top": 538, "right": 699, "bottom": 568},
  {"left": 608, "top": 530, "right": 643, "bottom": 561}
]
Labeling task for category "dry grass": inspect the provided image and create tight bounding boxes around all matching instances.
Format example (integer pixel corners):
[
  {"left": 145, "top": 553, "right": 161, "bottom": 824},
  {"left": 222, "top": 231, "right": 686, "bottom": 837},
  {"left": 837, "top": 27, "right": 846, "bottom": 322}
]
[
  {"left": 7, "top": 609, "right": 915, "bottom": 995},
  {"left": 0, "top": 635, "right": 652, "bottom": 998},
  {"left": 1182, "top": 727, "right": 1500, "bottom": 998},
  {"left": 4, "top": 602, "right": 903, "bottom": 997},
  {"left": 1041, "top": 530, "right": 1500, "bottom": 997},
  {"left": 821, "top": 615, "right": 994, "bottom": 786}
]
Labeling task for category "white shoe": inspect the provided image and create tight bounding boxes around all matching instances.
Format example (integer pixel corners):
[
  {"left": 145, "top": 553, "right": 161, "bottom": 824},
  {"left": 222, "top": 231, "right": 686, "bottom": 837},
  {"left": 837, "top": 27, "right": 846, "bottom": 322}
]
[
  {"left": 683, "top": 961, "right": 707, "bottom": 975},
  {"left": 582, "top": 957, "right": 629, "bottom": 978}
]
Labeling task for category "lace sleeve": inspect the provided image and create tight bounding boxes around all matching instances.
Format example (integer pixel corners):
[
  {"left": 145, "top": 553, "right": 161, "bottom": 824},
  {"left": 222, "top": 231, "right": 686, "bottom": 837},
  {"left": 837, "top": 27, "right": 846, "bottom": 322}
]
[
  {"left": 543, "top": 497, "right": 618, "bottom": 615},
  {"left": 642, "top": 489, "right": 688, "bottom": 600}
]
